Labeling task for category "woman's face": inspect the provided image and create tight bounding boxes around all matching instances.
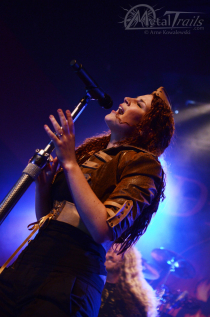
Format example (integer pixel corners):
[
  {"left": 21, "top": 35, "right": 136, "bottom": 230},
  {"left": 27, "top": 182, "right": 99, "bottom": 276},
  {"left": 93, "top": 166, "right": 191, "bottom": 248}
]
[{"left": 105, "top": 94, "right": 153, "bottom": 137}]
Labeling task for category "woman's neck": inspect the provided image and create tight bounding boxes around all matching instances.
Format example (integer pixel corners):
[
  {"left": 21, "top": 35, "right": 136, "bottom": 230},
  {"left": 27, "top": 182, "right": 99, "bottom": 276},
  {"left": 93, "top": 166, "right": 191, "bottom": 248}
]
[
  {"left": 106, "top": 133, "right": 122, "bottom": 149},
  {"left": 106, "top": 141, "right": 117, "bottom": 149}
]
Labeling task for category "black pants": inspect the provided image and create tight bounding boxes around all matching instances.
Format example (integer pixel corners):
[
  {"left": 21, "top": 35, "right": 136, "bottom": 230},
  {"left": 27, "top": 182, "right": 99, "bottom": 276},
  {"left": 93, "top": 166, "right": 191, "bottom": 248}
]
[
  {"left": 0, "top": 221, "right": 106, "bottom": 317},
  {"left": 0, "top": 265, "right": 102, "bottom": 316}
]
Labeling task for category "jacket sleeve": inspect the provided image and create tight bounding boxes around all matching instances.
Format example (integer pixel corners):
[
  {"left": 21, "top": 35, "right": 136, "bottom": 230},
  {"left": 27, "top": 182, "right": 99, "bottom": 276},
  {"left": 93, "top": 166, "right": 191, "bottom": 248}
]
[{"left": 104, "top": 151, "right": 162, "bottom": 241}]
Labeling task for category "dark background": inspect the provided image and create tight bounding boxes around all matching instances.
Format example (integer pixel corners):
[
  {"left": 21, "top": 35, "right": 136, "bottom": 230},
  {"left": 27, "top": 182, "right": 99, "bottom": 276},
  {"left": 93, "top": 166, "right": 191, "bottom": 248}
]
[{"left": 0, "top": 0, "right": 210, "bottom": 306}]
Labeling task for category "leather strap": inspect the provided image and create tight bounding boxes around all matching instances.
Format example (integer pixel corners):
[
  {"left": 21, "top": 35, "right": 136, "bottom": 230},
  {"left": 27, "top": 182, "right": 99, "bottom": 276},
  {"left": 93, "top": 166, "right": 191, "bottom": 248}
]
[
  {"left": 104, "top": 200, "right": 125, "bottom": 219},
  {"left": 94, "top": 151, "right": 112, "bottom": 162},
  {"left": 104, "top": 200, "right": 122, "bottom": 209},
  {"left": 81, "top": 161, "right": 100, "bottom": 169},
  {"left": 106, "top": 208, "right": 116, "bottom": 217},
  {"left": 0, "top": 213, "right": 52, "bottom": 274}
]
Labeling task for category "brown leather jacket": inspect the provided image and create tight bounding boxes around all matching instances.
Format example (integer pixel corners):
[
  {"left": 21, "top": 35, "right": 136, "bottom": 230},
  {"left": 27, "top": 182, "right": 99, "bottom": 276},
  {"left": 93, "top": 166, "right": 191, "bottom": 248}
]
[{"left": 79, "top": 145, "right": 163, "bottom": 242}]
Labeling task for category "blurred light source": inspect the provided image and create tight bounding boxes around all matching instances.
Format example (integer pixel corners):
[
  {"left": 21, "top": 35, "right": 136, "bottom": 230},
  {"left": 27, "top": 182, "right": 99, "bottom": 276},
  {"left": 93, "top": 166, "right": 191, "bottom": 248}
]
[
  {"left": 175, "top": 103, "right": 210, "bottom": 124},
  {"left": 185, "top": 100, "right": 196, "bottom": 106}
]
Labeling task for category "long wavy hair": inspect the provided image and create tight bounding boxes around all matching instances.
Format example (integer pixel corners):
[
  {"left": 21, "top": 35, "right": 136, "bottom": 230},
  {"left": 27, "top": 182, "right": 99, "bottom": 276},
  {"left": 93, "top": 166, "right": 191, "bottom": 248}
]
[
  {"left": 117, "top": 246, "right": 159, "bottom": 317},
  {"left": 74, "top": 94, "right": 174, "bottom": 252}
]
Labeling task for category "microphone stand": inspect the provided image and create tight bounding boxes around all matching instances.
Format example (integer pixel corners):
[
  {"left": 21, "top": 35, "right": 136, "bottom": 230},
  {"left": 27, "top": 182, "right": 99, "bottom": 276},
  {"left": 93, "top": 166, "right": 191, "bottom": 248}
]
[{"left": 0, "top": 94, "right": 90, "bottom": 225}]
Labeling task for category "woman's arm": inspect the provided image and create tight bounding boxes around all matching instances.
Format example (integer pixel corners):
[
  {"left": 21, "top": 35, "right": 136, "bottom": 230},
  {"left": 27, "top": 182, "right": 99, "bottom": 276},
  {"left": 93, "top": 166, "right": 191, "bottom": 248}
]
[
  {"left": 44, "top": 109, "right": 113, "bottom": 244},
  {"left": 63, "top": 163, "right": 113, "bottom": 244}
]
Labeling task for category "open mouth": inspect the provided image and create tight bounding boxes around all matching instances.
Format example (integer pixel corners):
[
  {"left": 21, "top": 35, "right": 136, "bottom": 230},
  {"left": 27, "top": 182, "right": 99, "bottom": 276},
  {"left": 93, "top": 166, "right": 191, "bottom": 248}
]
[
  {"left": 117, "top": 105, "right": 124, "bottom": 115},
  {"left": 106, "top": 259, "right": 115, "bottom": 264}
]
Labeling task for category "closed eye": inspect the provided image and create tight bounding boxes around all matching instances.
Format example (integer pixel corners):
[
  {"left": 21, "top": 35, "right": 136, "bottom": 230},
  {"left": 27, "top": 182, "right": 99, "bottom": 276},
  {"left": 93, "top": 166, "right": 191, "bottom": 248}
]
[{"left": 137, "top": 99, "right": 146, "bottom": 108}]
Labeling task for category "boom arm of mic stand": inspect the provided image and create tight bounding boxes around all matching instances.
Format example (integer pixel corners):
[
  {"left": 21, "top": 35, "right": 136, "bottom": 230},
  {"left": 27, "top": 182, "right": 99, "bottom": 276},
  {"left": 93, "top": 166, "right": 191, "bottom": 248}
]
[{"left": 0, "top": 95, "right": 90, "bottom": 225}]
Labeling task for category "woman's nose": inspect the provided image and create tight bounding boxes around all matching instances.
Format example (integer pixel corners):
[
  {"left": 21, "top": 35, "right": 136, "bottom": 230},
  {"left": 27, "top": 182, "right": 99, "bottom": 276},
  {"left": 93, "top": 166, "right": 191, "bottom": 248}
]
[{"left": 124, "top": 97, "right": 130, "bottom": 105}]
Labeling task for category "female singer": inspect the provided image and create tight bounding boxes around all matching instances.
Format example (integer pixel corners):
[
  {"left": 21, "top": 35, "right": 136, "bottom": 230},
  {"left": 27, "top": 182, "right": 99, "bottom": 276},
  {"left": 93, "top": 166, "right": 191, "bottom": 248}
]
[{"left": 0, "top": 87, "right": 174, "bottom": 317}]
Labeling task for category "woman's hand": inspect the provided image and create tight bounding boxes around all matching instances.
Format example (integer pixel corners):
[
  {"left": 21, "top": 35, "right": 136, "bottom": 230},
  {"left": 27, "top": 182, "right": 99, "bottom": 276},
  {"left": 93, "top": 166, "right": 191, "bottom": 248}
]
[
  {"left": 44, "top": 109, "right": 77, "bottom": 169},
  {"left": 35, "top": 156, "right": 59, "bottom": 220},
  {"left": 35, "top": 156, "right": 58, "bottom": 191}
]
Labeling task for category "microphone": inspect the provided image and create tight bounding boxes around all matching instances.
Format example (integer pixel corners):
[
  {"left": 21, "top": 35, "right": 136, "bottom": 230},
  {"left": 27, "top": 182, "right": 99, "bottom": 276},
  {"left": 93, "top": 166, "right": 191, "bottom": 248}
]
[{"left": 70, "top": 60, "right": 113, "bottom": 109}]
